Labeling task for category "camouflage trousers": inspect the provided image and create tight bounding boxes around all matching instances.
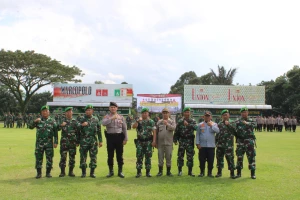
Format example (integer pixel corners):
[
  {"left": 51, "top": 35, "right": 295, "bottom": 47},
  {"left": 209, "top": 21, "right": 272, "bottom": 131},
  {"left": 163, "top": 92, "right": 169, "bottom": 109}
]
[
  {"left": 35, "top": 144, "right": 54, "bottom": 169},
  {"left": 126, "top": 123, "right": 132, "bottom": 130},
  {"left": 16, "top": 122, "right": 22, "bottom": 128},
  {"left": 79, "top": 144, "right": 98, "bottom": 169},
  {"left": 236, "top": 139, "right": 256, "bottom": 170},
  {"left": 177, "top": 139, "right": 195, "bottom": 168},
  {"left": 59, "top": 146, "right": 76, "bottom": 168},
  {"left": 216, "top": 146, "right": 235, "bottom": 170},
  {"left": 136, "top": 140, "right": 153, "bottom": 169}
]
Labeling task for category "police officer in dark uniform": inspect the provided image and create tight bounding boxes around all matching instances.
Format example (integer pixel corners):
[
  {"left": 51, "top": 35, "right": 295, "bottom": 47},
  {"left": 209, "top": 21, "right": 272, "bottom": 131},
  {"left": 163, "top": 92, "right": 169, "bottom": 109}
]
[{"left": 102, "top": 102, "right": 128, "bottom": 178}]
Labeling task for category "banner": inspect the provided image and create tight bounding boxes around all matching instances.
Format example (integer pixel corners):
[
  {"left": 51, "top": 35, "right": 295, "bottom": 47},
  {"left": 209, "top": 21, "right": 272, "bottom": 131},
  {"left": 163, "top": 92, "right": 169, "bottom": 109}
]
[
  {"left": 53, "top": 84, "right": 133, "bottom": 103},
  {"left": 184, "top": 85, "right": 265, "bottom": 105},
  {"left": 137, "top": 94, "right": 182, "bottom": 113}
]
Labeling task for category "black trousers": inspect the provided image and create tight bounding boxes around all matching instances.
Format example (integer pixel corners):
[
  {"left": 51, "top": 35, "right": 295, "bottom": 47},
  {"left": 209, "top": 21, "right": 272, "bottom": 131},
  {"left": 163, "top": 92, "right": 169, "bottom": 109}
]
[
  {"left": 198, "top": 147, "right": 215, "bottom": 171},
  {"left": 106, "top": 133, "right": 124, "bottom": 167},
  {"left": 278, "top": 125, "right": 283, "bottom": 132},
  {"left": 284, "top": 123, "right": 288, "bottom": 131},
  {"left": 292, "top": 125, "right": 296, "bottom": 132}
]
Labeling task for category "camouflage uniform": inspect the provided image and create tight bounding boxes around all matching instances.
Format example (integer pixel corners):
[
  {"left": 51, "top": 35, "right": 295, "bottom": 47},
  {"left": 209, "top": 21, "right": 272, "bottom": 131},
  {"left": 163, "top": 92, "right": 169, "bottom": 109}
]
[
  {"left": 29, "top": 117, "right": 58, "bottom": 170},
  {"left": 58, "top": 118, "right": 80, "bottom": 169},
  {"left": 126, "top": 116, "right": 132, "bottom": 130},
  {"left": 16, "top": 115, "right": 23, "bottom": 128},
  {"left": 135, "top": 119, "right": 156, "bottom": 170},
  {"left": 27, "top": 114, "right": 33, "bottom": 128},
  {"left": 6, "top": 114, "right": 13, "bottom": 128},
  {"left": 79, "top": 115, "right": 102, "bottom": 169},
  {"left": 216, "top": 120, "right": 236, "bottom": 170},
  {"left": 235, "top": 118, "right": 256, "bottom": 172},
  {"left": 174, "top": 118, "right": 198, "bottom": 169}
]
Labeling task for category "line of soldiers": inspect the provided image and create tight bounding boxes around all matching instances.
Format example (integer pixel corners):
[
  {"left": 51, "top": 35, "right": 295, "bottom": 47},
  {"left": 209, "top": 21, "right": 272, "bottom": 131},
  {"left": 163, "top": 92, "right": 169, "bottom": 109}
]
[
  {"left": 255, "top": 116, "right": 298, "bottom": 132},
  {"left": 3, "top": 113, "right": 35, "bottom": 128},
  {"left": 29, "top": 104, "right": 257, "bottom": 179}
]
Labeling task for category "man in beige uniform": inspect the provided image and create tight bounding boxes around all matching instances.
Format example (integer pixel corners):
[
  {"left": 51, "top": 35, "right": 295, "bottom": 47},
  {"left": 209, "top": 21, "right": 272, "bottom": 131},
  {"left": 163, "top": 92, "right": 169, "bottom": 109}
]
[
  {"left": 102, "top": 102, "right": 128, "bottom": 178},
  {"left": 156, "top": 108, "right": 176, "bottom": 177}
]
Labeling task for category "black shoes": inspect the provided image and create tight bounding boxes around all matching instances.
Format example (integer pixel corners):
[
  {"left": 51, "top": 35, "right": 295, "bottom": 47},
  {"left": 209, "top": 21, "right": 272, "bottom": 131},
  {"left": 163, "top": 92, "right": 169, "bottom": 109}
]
[
  {"left": 81, "top": 168, "right": 86, "bottom": 178},
  {"left": 215, "top": 168, "right": 222, "bottom": 178},
  {"left": 36, "top": 168, "right": 42, "bottom": 179},
  {"left": 156, "top": 167, "right": 163, "bottom": 177},
  {"left": 46, "top": 168, "right": 52, "bottom": 178},
  {"left": 68, "top": 167, "right": 75, "bottom": 177},
  {"left": 146, "top": 169, "right": 152, "bottom": 177},
  {"left": 166, "top": 167, "right": 173, "bottom": 177},
  {"left": 251, "top": 170, "right": 256, "bottom": 179},
  {"left": 188, "top": 167, "right": 195, "bottom": 177},
  {"left": 90, "top": 168, "right": 96, "bottom": 178},
  {"left": 136, "top": 169, "right": 142, "bottom": 178},
  {"left": 59, "top": 167, "right": 65, "bottom": 177}
]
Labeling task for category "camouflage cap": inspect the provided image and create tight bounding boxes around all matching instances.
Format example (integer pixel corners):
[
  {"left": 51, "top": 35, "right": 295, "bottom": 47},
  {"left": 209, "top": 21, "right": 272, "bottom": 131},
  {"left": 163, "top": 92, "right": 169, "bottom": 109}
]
[
  {"left": 204, "top": 110, "right": 212, "bottom": 116},
  {"left": 221, "top": 109, "right": 229, "bottom": 115},
  {"left": 85, "top": 104, "right": 94, "bottom": 111},
  {"left": 240, "top": 107, "right": 248, "bottom": 113},
  {"left": 141, "top": 107, "right": 149, "bottom": 113},
  {"left": 183, "top": 107, "right": 191, "bottom": 112},
  {"left": 162, "top": 108, "right": 169, "bottom": 113},
  {"left": 64, "top": 107, "right": 73, "bottom": 112},
  {"left": 40, "top": 105, "right": 49, "bottom": 111}
]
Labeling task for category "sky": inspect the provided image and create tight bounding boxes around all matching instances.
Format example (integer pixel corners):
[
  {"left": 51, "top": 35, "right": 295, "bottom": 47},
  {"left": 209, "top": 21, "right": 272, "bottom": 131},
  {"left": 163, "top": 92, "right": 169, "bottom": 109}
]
[{"left": 1, "top": 0, "right": 300, "bottom": 95}]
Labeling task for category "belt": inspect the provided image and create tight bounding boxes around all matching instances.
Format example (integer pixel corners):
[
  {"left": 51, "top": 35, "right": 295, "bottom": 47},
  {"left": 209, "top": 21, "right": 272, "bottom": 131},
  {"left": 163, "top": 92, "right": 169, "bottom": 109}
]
[
  {"left": 137, "top": 138, "right": 152, "bottom": 142},
  {"left": 106, "top": 132, "right": 122, "bottom": 135}
]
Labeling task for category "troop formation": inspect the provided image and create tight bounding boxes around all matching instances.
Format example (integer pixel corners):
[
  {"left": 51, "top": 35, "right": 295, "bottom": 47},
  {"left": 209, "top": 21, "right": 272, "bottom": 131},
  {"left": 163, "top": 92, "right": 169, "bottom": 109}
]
[
  {"left": 29, "top": 103, "right": 258, "bottom": 180},
  {"left": 254, "top": 116, "right": 297, "bottom": 132}
]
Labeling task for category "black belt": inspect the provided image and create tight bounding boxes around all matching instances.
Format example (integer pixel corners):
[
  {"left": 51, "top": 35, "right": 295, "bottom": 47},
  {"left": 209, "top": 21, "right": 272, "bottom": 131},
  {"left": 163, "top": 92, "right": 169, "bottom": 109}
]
[
  {"left": 106, "top": 132, "right": 122, "bottom": 135},
  {"left": 137, "top": 138, "right": 152, "bottom": 142}
]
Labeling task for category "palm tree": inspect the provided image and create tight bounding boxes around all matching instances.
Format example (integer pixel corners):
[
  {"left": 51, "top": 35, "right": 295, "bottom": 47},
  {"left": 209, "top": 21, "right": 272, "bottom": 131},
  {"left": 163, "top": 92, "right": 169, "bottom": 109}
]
[{"left": 210, "top": 66, "right": 237, "bottom": 85}]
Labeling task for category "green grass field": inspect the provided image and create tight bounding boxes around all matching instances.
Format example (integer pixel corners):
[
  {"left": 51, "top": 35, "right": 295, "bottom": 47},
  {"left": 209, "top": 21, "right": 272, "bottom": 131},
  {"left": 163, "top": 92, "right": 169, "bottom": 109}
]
[{"left": 0, "top": 124, "right": 300, "bottom": 200}]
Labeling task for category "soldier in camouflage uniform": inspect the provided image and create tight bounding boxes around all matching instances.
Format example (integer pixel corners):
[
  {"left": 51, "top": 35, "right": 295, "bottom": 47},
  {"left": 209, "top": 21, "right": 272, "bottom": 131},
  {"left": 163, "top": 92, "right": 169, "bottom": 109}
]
[
  {"left": 79, "top": 104, "right": 103, "bottom": 178},
  {"left": 29, "top": 105, "right": 58, "bottom": 179},
  {"left": 16, "top": 114, "right": 23, "bottom": 128},
  {"left": 126, "top": 115, "right": 132, "bottom": 130},
  {"left": 23, "top": 114, "right": 27, "bottom": 128},
  {"left": 6, "top": 113, "right": 13, "bottom": 128},
  {"left": 215, "top": 109, "right": 237, "bottom": 179},
  {"left": 235, "top": 107, "right": 256, "bottom": 179},
  {"left": 27, "top": 114, "right": 33, "bottom": 128},
  {"left": 3, "top": 113, "right": 7, "bottom": 128},
  {"left": 132, "top": 107, "right": 156, "bottom": 178},
  {"left": 174, "top": 107, "right": 198, "bottom": 176},
  {"left": 58, "top": 107, "right": 80, "bottom": 177}
]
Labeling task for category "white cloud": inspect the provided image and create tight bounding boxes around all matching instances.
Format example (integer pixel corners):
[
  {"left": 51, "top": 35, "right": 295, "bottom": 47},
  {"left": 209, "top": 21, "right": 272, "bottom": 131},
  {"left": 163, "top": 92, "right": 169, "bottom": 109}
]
[{"left": 108, "top": 73, "right": 124, "bottom": 80}]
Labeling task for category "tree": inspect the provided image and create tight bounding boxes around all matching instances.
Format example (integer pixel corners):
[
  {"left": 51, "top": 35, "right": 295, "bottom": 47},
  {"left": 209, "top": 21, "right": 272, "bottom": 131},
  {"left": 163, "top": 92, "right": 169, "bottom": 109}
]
[
  {"left": 27, "top": 91, "right": 53, "bottom": 113},
  {"left": 210, "top": 66, "right": 237, "bottom": 85},
  {"left": 0, "top": 49, "right": 83, "bottom": 114},
  {"left": 95, "top": 80, "right": 104, "bottom": 84},
  {"left": 169, "top": 71, "right": 198, "bottom": 95},
  {"left": 121, "top": 81, "right": 128, "bottom": 84},
  {"left": 0, "top": 85, "right": 18, "bottom": 115}
]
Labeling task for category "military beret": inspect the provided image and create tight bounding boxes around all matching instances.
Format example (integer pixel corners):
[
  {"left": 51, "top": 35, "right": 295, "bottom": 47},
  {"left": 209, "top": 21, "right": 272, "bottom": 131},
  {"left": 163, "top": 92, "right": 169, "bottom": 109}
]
[
  {"left": 40, "top": 105, "right": 49, "bottom": 111},
  {"left": 141, "top": 107, "right": 149, "bottom": 113},
  {"left": 162, "top": 108, "right": 169, "bottom": 113},
  {"left": 85, "top": 104, "right": 94, "bottom": 111},
  {"left": 221, "top": 109, "right": 229, "bottom": 115},
  {"left": 64, "top": 107, "right": 73, "bottom": 112},
  {"left": 183, "top": 107, "right": 191, "bottom": 112},
  {"left": 240, "top": 107, "right": 248, "bottom": 113},
  {"left": 110, "top": 102, "right": 118, "bottom": 107},
  {"left": 204, "top": 111, "right": 212, "bottom": 116}
]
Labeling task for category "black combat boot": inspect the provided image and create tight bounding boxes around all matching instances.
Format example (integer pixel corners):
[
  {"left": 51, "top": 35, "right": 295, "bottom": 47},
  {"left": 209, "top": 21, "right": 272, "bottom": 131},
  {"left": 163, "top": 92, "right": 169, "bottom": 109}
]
[
  {"left": 146, "top": 169, "right": 152, "bottom": 177},
  {"left": 251, "top": 170, "right": 256, "bottom": 179},
  {"left": 167, "top": 167, "right": 173, "bottom": 177},
  {"left": 90, "top": 168, "right": 96, "bottom": 178},
  {"left": 178, "top": 167, "right": 182, "bottom": 176},
  {"left": 81, "top": 168, "right": 86, "bottom": 178},
  {"left": 215, "top": 168, "right": 222, "bottom": 178},
  {"left": 36, "top": 168, "right": 42, "bottom": 179},
  {"left": 188, "top": 167, "right": 195, "bottom": 177},
  {"left": 135, "top": 169, "right": 142, "bottom": 178},
  {"left": 207, "top": 169, "right": 214, "bottom": 178},
  {"left": 46, "top": 168, "right": 52, "bottom": 178},
  {"left": 198, "top": 169, "right": 204, "bottom": 177},
  {"left": 236, "top": 169, "right": 241, "bottom": 178},
  {"left": 230, "top": 170, "right": 236, "bottom": 179},
  {"left": 106, "top": 165, "right": 114, "bottom": 178},
  {"left": 68, "top": 167, "right": 75, "bottom": 177},
  {"left": 156, "top": 166, "right": 163, "bottom": 177},
  {"left": 118, "top": 166, "right": 125, "bottom": 178},
  {"left": 59, "top": 167, "right": 65, "bottom": 177}
]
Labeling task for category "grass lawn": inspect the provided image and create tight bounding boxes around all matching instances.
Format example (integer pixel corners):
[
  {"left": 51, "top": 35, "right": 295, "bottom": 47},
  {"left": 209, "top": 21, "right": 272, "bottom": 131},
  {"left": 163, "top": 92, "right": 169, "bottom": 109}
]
[{"left": 0, "top": 124, "right": 300, "bottom": 200}]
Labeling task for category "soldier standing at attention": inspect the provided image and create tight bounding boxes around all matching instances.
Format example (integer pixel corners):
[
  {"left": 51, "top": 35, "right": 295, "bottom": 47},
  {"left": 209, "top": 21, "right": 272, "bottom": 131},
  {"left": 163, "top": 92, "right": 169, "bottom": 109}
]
[
  {"left": 3, "top": 113, "right": 7, "bottom": 128},
  {"left": 291, "top": 116, "right": 297, "bottom": 132},
  {"left": 79, "top": 104, "right": 103, "bottom": 178},
  {"left": 156, "top": 108, "right": 176, "bottom": 177},
  {"left": 288, "top": 117, "right": 293, "bottom": 132},
  {"left": 284, "top": 116, "right": 289, "bottom": 131},
  {"left": 215, "top": 109, "right": 236, "bottom": 179},
  {"left": 27, "top": 113, "right": 33, "bottom": 128},
  {"left": 196, "top": 111, "right": 219, "bottom": 178},
  {"left": 235, "top": 107, "right": 256, "bottom": 179},
  {"left": 126, "top": 115, "right": 132, "bottom": 130},
  {"left": 102, "top": 102, "right": 128, "bottom": 178},
  {"left": 278, "top": 116, "right": 284, "bottom": 132},
  {"left": 174, "top": 107, "right": 198, "bottom": 177},
  {"left": 58, "top": 107, "right": 80, "bottom": 177},
  {"left": 29, "top": 105, "right": 58, "bottom": 179},
  {"left": 16, "top": 114, "right": 23, "bottom": 128},
  {"left": 132, "top": 108, "right": 156, "bottom": 178}
]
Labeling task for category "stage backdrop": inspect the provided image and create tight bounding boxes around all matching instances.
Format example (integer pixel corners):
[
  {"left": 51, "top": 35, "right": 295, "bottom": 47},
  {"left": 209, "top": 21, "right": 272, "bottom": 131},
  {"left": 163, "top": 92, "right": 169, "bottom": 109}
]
[
  {"left": 184, "top": 85, "right": 265, "bottom": 105},
  {"left": 136, "top": 94, "right": 182, "bottom": 113},
  {"left": 53, "top": 84, "right": 133, "bottom": 102}
]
